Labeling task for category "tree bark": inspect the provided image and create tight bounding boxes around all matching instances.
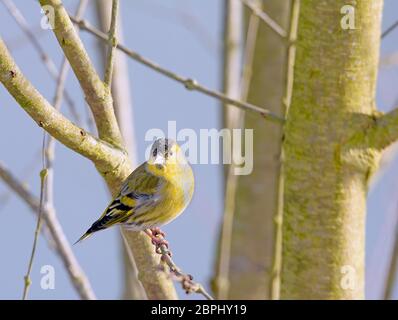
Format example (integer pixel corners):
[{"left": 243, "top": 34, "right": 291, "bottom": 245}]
[{"left": 281, "top": 0, "right": 383, "bottom": 299}]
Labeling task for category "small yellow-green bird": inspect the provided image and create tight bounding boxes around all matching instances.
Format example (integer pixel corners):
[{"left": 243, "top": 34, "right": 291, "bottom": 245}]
[{"left": 75, "top": 138, "right": 194, "bottom": 244}]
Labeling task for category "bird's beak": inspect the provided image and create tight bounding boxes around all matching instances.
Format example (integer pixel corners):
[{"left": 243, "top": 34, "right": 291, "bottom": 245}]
[{"left": 153, "top": 154, "right": 165, "bottom": 168}]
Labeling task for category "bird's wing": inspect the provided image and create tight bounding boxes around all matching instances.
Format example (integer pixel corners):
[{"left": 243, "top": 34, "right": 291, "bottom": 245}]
[{"left": 94, "top": 163, "right": 162, "bottom": 229}]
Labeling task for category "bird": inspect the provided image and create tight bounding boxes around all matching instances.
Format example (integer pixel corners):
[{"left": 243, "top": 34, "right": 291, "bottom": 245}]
[{"left": 74, "top": 138, "right": 194, "bottom": 245}]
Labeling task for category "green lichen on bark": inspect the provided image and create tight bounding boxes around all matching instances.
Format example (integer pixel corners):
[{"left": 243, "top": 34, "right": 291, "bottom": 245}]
[{"left": 281, "top": 0, "right": 383, "bottom": 299}]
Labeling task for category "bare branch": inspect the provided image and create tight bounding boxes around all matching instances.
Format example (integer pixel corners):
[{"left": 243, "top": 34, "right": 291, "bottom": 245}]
[
  {"left": 160, "top": 245, "right": 214, "bottom": 300},
  {"left": 0, "top": 149, "right": 41, "bottom": 214},
  {"left": 104, "top": 0, "right": 119, "bottom": 87},
  {"left": 22, "top": 146, "right": 47, "bottom": 300},
  {"left": 240, "top": 11, "right": 260, "bottom": 100},
  {"left": 38, "top": 0, "right": 123, "bottom": 147},
  {"left": 0, "top": 162, "right": 96, "bottom": 299},
  {"left": 69, "top": 16, "right": 284, "bottom": 123},
  {"left": 145, "top": 230, "right": 214, "bottom": 300},
  {"left": 0, "top": 37, "right": 128, "bottom": 189},
  {"left": 351, "top": 108, "right": 398, "bottom": 151},
  {"left": 382, "top": 19, "right": 398, "bottom": 39},
  {"left": 1, "top": 0, "right": 81, "bottom": 125},
  {"left": 270, "top": 0, "right": 300, "bottom": 300},
  {"left": 241, "top": 0, "right": 287, "bottom": 38}
]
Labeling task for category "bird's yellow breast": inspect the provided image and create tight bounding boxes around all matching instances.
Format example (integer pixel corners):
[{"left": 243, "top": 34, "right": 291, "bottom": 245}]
[{"left": 130, "top": 162, "right": 194, "bottom": 228}]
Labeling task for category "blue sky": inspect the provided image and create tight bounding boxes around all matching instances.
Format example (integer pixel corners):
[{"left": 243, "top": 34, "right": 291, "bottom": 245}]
[{"left": 0, "top": 0, "right": 397, "bottom": 299}]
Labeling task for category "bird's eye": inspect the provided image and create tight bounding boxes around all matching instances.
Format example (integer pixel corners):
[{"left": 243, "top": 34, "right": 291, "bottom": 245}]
[
  {"left": 169, "top": 151, "right": 173, "bottom": 157},
  {"left": 152, "top": 148, "right": 157, "bottom": 157}
]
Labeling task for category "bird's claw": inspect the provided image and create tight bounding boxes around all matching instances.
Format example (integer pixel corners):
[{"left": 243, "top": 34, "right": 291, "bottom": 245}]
[
  {"left": 150, "top": 227, "right": 166, "bottom": 238},
  {"left": 145, "top": 228, "right": 170, "bottom": 255}
]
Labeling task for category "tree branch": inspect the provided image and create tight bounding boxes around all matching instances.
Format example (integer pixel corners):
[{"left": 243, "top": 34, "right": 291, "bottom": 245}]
[
  {"left": 22, "top": 151, "right": 47, "bottom": 300},
  {"left": 103, "top": 0, "right": 119, "bottom": 87},
  {"left": 0, "top": 162, "right": 96, "bottom": 299},
  {"left": 38, "top": 0, "right": 123, "bottom": 147},
  {"left": 1, "top": 0, "right": 81, "bottom": 125},
  {"left": 382, "top": 19, "right": 398, "bottom": 39},
  {"left": 241, "top": 0, "right": 287, "bottom": 38},
  {"left": 68, "top": 15, "right": 284, "bottom": 123},
  {"left": 352, "top": 109, "right": 398, "bottom": 151},
  {"left": 158, "top": 242, "right": 214, "bottom": 300},
  {"left": 0, "top": 37, "right": 128, "bottom": 190}
]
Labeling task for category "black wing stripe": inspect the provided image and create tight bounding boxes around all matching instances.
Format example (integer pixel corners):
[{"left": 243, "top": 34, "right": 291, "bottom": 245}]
[
  {"left": 89, "top": 214, "right": 113, "bottom": 232},
  {"left": 107, "top": 200, "right": 132, "bottom": 214}
]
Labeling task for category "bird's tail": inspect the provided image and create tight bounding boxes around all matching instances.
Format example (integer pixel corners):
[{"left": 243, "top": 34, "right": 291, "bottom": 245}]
[{"left": 73, "top": 230, "right": 93, "bottom": 245}]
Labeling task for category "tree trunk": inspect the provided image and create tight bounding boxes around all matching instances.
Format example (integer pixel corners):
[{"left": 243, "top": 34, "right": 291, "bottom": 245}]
[{"left": 281, "top": 0, "right": 383, "bottom": 299}]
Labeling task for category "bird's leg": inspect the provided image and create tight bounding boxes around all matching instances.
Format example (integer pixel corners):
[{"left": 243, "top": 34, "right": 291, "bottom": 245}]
[{"left": 145, "top": 228, "right": 169, "bottom": 254}]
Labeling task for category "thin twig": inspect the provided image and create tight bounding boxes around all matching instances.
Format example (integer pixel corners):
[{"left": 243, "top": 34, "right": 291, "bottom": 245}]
[
  {"left": 241, "top": 0, "right": 287, "bottom": 38},
  {"left": 4, "top": 25, "right": 45, "bottom": 51},
  {"left": 1, "top": 0, "right": 81, "bottom": 125},
  {"left": 382, "top": 19, "right": 398, "bottom": 39},
  {"left": 160, "top": 246, "right": 214, "bottom": 300},
  {"left": 149, "top": 231, "right": 214, "bottom": 300},
  {"left": 240, "top": 13, "right": 260, "bottom": 100},
  {"left": 69, "top": 15, "right": 284, "bottom": 123},
  {"left": 0, "top": 162, "right": 96, "bottom": 299},
  {"left": 104, "top": 0, "right": 119, "bottom": 87},
  {"left": 0, "top": 149, "right": 41, "bottom": 213},
  {"left": 22, "top": 135, "right": 47, "bottom": 300}
]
